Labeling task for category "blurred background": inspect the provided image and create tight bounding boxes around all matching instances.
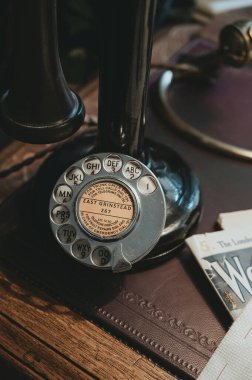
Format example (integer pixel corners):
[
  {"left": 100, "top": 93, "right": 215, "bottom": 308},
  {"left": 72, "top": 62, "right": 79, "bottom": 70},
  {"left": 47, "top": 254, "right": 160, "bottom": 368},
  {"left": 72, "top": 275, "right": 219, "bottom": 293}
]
[
  {"left": 0, "top": 0, "right": 196, "bottom": 89},
  {"left": 2, "top": 0, "right": 252, "bottom": 89}
]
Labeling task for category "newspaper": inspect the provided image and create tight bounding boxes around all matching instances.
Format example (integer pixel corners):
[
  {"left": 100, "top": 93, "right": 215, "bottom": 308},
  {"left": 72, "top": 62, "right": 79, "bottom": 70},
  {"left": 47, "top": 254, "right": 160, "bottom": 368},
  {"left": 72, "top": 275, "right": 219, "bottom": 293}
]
[
  {"left": 218, "top": 209, "right": 252, "bottom": 231},
  {"left": 195, "top": 0, "right": 252, "bottom": 15},
  {"left": 186, "top": 218, "right": 252, "bottom": 319}
]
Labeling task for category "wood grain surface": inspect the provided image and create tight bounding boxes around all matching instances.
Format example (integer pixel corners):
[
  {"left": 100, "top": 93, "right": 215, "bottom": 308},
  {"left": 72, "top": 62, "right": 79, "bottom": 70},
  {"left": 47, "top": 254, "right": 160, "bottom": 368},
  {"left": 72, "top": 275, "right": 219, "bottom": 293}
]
[{"left": 0, "top": 264, "right": 178, "bottom": 380}]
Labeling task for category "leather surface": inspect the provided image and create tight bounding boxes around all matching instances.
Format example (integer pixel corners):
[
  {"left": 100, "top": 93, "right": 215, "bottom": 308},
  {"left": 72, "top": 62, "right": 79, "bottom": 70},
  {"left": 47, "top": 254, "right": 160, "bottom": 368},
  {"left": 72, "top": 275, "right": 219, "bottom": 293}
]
[
  {"left": 2, "top": 38, "right": 252, "bottom": 379},
  {"left": 0, "top": 185, "right": 227, "bottom": 380}
]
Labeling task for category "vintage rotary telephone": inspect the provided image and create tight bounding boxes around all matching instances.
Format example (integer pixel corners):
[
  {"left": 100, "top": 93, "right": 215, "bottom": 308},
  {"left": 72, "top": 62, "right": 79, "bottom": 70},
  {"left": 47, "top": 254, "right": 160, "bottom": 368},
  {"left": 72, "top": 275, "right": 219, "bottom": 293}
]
[{"left": 0, "top": 0, "right": 201, "bottom": 272}]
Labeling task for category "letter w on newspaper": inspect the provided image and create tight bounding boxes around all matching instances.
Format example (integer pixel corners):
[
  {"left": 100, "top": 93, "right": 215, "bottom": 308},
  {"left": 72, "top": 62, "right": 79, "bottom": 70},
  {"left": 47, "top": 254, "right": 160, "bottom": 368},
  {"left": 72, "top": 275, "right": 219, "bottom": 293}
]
[{"left": 186, "top": 225, "right": 252, "bottom": 320}]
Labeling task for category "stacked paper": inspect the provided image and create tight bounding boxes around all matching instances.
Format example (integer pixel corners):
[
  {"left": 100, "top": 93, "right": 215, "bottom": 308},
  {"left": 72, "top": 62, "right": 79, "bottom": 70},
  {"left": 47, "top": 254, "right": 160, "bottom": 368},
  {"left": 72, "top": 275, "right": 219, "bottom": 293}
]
[
  {"left": 186, "top": 209, "right": 252, "bottom": 319},
  {"left": 195, "top": 0, "right": 252, "bottom": 15}
]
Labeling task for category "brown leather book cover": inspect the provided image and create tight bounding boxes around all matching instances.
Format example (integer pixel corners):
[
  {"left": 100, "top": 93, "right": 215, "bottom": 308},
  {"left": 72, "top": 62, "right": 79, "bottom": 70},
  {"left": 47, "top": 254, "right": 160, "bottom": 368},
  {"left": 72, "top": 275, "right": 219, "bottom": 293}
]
[{"left": 2, "top": 38, "right": 252, "bottom": 379}]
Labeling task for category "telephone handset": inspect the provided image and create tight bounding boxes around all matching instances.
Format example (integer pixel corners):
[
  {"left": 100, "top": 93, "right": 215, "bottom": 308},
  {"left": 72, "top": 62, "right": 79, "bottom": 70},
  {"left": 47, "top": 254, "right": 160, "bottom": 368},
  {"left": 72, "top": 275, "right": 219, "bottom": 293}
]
[{"left": 49, "top": 153, "right": 166, "bottom": 272}]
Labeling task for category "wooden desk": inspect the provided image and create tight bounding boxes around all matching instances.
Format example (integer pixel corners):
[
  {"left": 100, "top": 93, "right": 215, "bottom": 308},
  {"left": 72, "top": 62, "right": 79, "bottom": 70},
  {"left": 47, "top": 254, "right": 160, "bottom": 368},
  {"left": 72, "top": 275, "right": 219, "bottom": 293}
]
[{"left": 0, "top": 266, "right": 176, "bottom": 380}]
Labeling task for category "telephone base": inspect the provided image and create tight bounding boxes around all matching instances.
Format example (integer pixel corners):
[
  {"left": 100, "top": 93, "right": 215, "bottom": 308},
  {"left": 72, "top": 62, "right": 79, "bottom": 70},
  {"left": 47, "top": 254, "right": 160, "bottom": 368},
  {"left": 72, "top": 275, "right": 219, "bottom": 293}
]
[{"left": 33, "top": 133, "right": 200, "bottom": 267}]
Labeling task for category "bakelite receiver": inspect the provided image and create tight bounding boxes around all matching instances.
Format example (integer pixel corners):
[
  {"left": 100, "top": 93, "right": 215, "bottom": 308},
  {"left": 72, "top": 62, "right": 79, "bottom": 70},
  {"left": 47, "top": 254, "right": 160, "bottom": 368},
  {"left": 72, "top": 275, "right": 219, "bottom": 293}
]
[{"left": 0, "top": 0, "right": 84, "bottom": 143}]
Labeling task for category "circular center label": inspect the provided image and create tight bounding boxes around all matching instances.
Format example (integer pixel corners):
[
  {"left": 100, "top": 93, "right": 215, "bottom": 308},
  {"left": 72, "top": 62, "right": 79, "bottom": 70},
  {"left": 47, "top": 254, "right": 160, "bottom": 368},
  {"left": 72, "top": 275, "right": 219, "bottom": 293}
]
[{"left": 78, "top": 180, "right": 135, "bottom": 239}]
